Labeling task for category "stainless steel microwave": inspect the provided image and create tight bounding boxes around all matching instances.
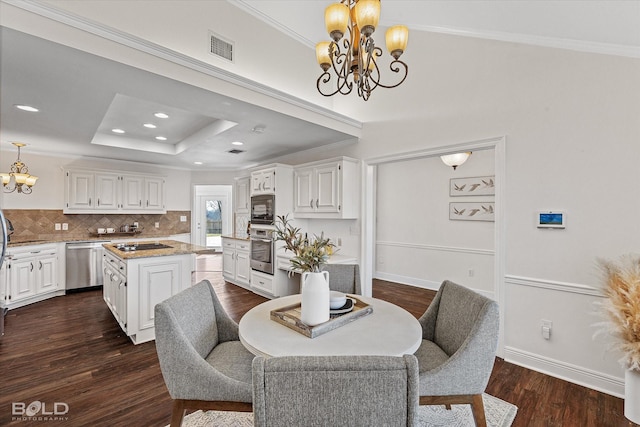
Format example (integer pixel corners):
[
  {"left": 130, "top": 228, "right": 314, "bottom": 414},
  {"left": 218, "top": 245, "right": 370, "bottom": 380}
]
[{"left": 250, "top": 194, "right": 275, "bottom": 225}]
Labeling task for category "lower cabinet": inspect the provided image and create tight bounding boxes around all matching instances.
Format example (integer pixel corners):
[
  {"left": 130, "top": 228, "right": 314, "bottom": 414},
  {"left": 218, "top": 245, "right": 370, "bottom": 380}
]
[
  {"left": 1, "top": 244, "right": 62, "bottom": 310},
  {"left": 222, "top": 237, "right": 251, "bottom": 289},
  {"left": 102, "top": 251, "right": 194, "bottom": 345}
]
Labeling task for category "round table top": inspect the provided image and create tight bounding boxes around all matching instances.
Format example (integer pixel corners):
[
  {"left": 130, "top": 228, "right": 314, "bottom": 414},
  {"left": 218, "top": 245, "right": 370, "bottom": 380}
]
[{"left": 239, "top": 294, "right": 423, "bottom": 358}]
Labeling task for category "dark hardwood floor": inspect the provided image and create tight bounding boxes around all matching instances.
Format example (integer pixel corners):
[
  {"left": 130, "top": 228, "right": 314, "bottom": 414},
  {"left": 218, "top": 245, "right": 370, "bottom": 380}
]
[{"left": 0, "top": 255, "right": 633, "bottom": 426}]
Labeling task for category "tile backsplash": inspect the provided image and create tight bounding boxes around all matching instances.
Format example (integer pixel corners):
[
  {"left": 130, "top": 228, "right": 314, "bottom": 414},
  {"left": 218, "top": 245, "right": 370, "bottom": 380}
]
[{"left": 3, "top": 209, "right": 191, "bottom": 243}]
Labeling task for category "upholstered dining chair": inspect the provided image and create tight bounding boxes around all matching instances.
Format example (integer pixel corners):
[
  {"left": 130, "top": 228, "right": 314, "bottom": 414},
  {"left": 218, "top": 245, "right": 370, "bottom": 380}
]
[
  {"left": 154, "top": 280, "right": 254, "bottom": 427},
  {"left": 252, "top": 354, "right": 420, "bottom": 427},
  {"left": 321, "top": 263, "right": 362, "bottom": 294},
  {"left": 415, "top": 280, "right": 499, "bottom": 427}
]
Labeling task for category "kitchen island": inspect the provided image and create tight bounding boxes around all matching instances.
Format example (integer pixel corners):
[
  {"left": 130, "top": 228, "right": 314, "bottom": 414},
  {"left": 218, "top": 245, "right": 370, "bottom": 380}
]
[{"left": 102, "top": 240, "right": 207, "bottom": 344}]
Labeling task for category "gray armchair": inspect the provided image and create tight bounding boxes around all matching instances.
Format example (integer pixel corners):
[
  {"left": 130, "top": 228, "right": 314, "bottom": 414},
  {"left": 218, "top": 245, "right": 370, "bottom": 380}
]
[
  {"left": 154, "top": 280, "right": 254, "bottom": 427},
  {"left": 415, "top": 280, "right": 499, "bottom": 427},
  {"left": 321, "top": 263, "right": 361, "bottom": 294},
  {"left": 252, "top": 354, "right": 419, "bottom": 427}
]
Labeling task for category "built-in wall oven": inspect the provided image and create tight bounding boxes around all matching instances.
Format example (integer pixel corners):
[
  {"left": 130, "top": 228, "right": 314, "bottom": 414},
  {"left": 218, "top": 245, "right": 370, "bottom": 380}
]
[
  {"left": 250, "top": 228, "right": 274, "bottom": 275},
  {"left": 251, "top": 194, "right": 275, "bottom": 225}
]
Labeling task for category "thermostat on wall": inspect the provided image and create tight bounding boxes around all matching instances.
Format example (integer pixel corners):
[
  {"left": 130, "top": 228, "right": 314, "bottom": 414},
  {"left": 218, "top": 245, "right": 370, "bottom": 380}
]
[{"left": 537, "top": 211, "right": 565, "bottom": 229}]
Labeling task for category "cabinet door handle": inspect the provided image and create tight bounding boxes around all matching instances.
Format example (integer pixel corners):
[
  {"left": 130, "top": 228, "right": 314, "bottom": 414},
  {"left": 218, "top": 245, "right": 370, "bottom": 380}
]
[
  {"left": 139, "top": 200, "right": 142, "bottom": 206},
  {"left": 309, "top": 199, "right": 314, "bottom": 208},
  {"left": 89, "top": 198, "right": 92, "bottom": 206},
  {"left": 30, "top": 262, "right": 34, "bottom": 272},
  {"left": 39, "top": 261, "right": 42, "bottom": 270},
  {"left": 316, "top": 199, "right": 319, "bottom": 208},
  {"left": 97, "top": 198, "right": 100, "bottom": 206},
  {"left": 146, "top": 200, "right": 149, "bottom": 207}
]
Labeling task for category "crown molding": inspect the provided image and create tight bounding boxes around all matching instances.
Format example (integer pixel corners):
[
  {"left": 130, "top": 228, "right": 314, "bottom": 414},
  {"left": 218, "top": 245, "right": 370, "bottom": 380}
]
[
  {"left": 231, "top": 0, "right": 640, "bottom": 59},
  {"left": 413, "top": 23, "right": 640, "bottom": 59},
  {"left": 3, "top": 0, "right": 363, "bottom": 132}
]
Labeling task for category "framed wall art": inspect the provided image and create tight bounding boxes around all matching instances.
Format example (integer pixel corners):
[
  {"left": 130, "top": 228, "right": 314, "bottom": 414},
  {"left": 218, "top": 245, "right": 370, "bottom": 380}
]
[
  {"left": 450, "top": 175, "right": 495, "bottom": 197},
  {"left": 449, "top": 202, "right": 495, "bottom": 222}
]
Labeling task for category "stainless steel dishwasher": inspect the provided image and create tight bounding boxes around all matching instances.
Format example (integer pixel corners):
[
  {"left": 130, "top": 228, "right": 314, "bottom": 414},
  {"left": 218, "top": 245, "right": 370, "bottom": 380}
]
[{"left": 66, "top": 241, "right": 109, "bottom": 292}]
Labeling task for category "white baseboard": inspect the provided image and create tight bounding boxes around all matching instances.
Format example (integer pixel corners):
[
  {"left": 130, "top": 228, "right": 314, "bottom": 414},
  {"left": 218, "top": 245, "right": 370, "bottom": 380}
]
[
  {"left": 504, "top": 346, "right": 624, "bottom": 398},
  {"left": 374, "top": 271, "right": 496, "bottom": 300}
]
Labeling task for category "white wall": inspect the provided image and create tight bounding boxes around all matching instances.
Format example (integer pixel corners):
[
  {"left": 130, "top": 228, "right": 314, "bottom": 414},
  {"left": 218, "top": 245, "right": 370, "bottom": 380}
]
[{"left": 375, "top": 150, "right": 495, "bottom": 295}]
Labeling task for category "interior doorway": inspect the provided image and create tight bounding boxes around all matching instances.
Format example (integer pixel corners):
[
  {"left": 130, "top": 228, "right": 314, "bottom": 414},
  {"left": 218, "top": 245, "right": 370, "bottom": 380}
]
[{"left": 192, "top": 185, "right": 233, "bottom": 250}]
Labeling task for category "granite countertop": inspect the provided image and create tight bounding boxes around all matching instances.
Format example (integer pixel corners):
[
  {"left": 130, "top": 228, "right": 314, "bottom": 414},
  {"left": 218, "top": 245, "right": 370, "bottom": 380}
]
[
  {"left": 102, "top": 240, "right": 209, "bottom": 260},
  {"left": 7, "top": 235, "right": 177, "bottom": 248},
  {"left": 221, "top": 234, "right": 250, "bottom": 241}
]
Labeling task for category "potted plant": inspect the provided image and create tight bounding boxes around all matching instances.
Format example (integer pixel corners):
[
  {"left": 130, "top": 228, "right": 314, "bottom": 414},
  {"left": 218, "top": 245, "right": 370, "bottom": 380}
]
[
  {"left": 596, "top": 255, "right": 640, "bottom": 423},
  {"left": 274, "top": 215, "right": 336, "bottom": 325}
]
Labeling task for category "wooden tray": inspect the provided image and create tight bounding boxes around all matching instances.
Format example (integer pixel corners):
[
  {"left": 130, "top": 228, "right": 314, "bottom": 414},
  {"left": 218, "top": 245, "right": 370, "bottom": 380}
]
[{"left": 270, "top": 296, "right": 373, "bottom": 339}]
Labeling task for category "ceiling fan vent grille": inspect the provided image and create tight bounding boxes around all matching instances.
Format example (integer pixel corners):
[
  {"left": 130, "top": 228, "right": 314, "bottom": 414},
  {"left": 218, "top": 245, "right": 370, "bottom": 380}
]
[
  {"left": 209, "top": 31, "right": 234, "bottom": 62},
  {"left": 228, "top": 149, "right": 245, "bottom": 154}
]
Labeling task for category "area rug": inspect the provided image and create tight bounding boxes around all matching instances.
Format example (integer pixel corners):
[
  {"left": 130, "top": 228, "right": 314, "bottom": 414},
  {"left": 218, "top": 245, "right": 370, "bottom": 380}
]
[{"left": 176, "top": 393, "right": 517, "bottom": 427}]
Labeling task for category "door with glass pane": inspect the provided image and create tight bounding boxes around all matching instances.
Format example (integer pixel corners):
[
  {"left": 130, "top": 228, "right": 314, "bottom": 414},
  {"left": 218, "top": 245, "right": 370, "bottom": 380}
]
[{"left": 193, "top": 186, "right": 232, "bottom": 250}]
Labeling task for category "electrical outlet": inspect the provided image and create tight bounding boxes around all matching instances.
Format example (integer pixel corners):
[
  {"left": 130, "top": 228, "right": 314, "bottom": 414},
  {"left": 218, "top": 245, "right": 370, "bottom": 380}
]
[
  {"left": 133, "top": 222, "right": 139, "bottom": 227},
  {"left": 62, "top": 223, "right": 68, "bottom": 231},
  {"left": 55, "top": 223, "right": 61, "bottom": 231},
  {"left": 180, "top": 216, "right": 187, "bottom": 222},
  {"left": 337, "top": 237, "right": 342, "bottom": 246},
  {"left": 155, "top": 222, "right": 160, "bottom": 228},
  {"left": 468, "top": 269, "right": 474, "bottom": 277},
  {"left": 541, "top": 319, "right": 552, "bottom": 340}
]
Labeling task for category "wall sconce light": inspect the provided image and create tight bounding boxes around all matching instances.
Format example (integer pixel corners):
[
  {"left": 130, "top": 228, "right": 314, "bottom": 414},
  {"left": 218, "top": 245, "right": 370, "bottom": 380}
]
[{"left": 440, "top": 152, "right": 472, "bottom": 170}]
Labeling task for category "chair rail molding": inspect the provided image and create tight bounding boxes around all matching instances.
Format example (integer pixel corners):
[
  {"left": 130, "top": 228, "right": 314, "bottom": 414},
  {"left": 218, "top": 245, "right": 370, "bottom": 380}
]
[
  {"left": 377, "top": 241, "right": 495, "bottom": 256},
  {"left": 505, "top": 274, "right": 603, "bottom": 297}
]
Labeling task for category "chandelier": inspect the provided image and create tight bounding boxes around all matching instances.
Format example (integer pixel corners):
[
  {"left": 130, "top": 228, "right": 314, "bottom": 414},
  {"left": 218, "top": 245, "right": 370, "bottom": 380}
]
[
  {"left": 316, "top": 0, "right": 409, "bottom": 101},
  {"left": 1, "top": 142, "right": 38, "bottom": 194}
]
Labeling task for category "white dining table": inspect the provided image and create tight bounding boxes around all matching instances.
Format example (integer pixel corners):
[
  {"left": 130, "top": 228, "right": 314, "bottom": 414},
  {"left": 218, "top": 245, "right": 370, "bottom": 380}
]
[{"left": 238, "top": 294, "right": 423, "bottom": 358}]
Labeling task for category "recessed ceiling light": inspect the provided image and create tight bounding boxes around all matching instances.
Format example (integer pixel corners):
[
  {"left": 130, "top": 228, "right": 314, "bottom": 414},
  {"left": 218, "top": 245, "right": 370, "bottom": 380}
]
[
  {"left": 112, "top": 129, "right": 125, "bottom": 134},
  {"left": 155, "top": 136, "right": 167, "bottom": 141},
  {"left": 143, "top": 123, "right": 157, "bottom": 129},
  {"left": 232, "top": 141, "right": 244, "bottom": 146},
  {"left": 154, "top": 112, "right": 169, "bottom": 119},
  {"left": 15, "top": 104, "right": 39, "bottom": 112},
  {"left": 194, "top": 161, "right": 203, "bottom": 165}
]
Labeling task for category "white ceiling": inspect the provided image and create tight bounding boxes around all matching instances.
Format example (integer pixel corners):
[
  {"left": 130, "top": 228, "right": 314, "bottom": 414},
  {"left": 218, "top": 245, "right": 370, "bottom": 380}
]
[{"left": 1, "top": 1, "right": 638, "bottom": 171}]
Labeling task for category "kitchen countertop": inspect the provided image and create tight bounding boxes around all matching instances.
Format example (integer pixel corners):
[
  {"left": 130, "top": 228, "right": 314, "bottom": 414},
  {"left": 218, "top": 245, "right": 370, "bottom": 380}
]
[
  {"left": 102, "top": 240, "right": 209, "bottom": 260},
  {"left": 221, "top": 234, "right": 250, "bottom": 241},
  {"left": 7, "top": 235, "right": 179, "bottom": 248}
]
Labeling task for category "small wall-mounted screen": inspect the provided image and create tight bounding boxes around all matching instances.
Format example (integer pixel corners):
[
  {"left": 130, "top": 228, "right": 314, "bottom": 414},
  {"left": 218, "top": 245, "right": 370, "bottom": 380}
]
[{"left": 537, "top": 212, "right": 565, "bottom": 228}]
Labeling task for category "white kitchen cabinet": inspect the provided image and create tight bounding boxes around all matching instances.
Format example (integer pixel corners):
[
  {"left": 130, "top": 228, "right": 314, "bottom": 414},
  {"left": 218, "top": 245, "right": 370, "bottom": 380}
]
[
  {"left": 1, "top": 244, "right": 62, "bottom": 309},
  {"left": 102, "top": 249, "right": 193, "bottom": 344},
  {"left": 64, "top": 168, "right": 165, "bottom": 214},
  {"left": 293, "top": 157, "right": 360, "bottom": 219},
  {"left": 235, "top": 176, "right": 250, "bottom": 214},
  {"left": 251, "top": 168, "right": 276, "bottom": 195},
  {"left": 103, "top": 251, "right": 127, "bottom": 331},
  {"left": 222, "top": 237, "right": 251, "bottom": 289}
]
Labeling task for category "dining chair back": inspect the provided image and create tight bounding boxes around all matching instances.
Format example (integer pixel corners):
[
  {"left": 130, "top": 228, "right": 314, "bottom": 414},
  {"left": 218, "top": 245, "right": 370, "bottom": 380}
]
[
  {"left": 321, "top": 263, "right": 361, "bottom": 295},
  {"left": 252, "top": 354, "right": 419, "bottom": 427},
  {"left": 154, "top": 280, "right": 254, "bottom": 426},
  {"left": 415, "top": 280, "right": 499, "bottom": 427}
]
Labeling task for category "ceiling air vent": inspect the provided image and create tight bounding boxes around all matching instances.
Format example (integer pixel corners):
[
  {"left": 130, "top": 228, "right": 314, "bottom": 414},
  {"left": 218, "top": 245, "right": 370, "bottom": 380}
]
[
  {"left": 209, "top": 31, "right": 234, "bottom": 62},
  {"left": 228, "top": 149, "right": 245, "bottom": 154}
]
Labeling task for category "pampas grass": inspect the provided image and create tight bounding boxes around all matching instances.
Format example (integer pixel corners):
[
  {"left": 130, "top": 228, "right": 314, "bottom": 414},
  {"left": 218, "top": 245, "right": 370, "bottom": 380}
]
[{"left": 596, "top": 255, "right": 640, "bottom": 371}]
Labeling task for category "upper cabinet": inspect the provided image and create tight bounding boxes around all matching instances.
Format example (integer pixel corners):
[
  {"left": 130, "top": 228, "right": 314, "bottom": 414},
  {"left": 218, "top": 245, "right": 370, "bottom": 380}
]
[
  {"left": 251, "top": 168, "right": 276, "bottom": 195},
  {"left": 64, "top": 168, "right": 166, "bottom": 214},
  {"left": 293, "top": 157, "right": 360, "bottom": 219},
  {"left": 235, "top": 176, "right": 250, "bottom": 214}
]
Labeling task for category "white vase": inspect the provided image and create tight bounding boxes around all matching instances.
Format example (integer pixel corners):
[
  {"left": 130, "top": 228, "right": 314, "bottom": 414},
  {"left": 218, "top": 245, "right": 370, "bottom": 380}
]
[
  {"left": 300, "top": 271, "right": 330, "bottom": 326},
  {"left": 626, "top": 368, "right": 640, "bottom": 424}
]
